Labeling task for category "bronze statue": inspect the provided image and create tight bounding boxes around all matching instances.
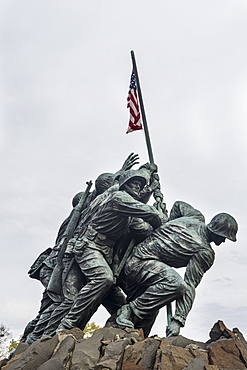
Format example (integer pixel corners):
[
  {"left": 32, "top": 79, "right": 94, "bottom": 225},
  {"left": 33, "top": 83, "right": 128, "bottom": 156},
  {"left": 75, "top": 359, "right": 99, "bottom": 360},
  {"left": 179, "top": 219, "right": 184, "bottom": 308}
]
[
  {"left": 54, "top": 169, "right": 163, "bottom": 333},
  {"left": 115, "top": 201, "right": 238, "bottom": 337},
  {"left": 22, "top": 156, "right": 238, "bottom": 343},
  {"left": 22, "top": 153, "right": 141, "bottom": 344}
]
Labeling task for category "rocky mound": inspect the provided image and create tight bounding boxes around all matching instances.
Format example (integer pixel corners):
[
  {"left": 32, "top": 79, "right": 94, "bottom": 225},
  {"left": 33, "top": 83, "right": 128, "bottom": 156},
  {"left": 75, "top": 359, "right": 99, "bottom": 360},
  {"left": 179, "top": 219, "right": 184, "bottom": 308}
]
[{"left": 1, "top": 320, "right": 247, "bottom": 370}]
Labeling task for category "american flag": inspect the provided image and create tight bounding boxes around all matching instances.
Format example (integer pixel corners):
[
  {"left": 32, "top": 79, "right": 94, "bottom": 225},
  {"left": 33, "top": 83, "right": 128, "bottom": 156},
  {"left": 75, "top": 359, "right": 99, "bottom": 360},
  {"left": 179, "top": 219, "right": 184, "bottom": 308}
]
[{"left": 126, "top": 70, "right": 143, "bottom": 134}]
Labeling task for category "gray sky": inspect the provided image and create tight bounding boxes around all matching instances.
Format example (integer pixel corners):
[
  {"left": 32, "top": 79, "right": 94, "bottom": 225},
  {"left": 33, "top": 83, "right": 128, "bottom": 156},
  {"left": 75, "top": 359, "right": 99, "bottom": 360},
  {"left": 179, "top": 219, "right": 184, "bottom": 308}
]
[{"left": 1, "top": 0, "right": 247, "bottom": 342}]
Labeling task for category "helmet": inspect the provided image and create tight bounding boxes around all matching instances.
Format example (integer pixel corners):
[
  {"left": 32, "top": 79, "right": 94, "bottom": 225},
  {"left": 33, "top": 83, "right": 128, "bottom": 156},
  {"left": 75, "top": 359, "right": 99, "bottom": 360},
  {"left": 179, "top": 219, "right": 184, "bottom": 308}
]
[
  {"left": 119, "top": 170, "right": 147, "bottom": 191},
  {"left": 95, "top": 173, "right": 115, "bottom": 194},
  {"left": 72, "top": 191, "right": 84, "bottom": 207},
  {"left": 207, "top": 213, "right": 238, "bottom": 242}
]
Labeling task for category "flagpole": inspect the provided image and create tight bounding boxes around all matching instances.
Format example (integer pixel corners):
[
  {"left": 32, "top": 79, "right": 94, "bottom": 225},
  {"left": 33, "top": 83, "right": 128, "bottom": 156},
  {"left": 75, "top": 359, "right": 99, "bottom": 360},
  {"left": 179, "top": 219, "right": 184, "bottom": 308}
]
[
  {"left": 130, "top": 50, "right": 154, "bottom": 164},
  {"left": 130, "top": 50, "right": 173, "bottom": 329}
]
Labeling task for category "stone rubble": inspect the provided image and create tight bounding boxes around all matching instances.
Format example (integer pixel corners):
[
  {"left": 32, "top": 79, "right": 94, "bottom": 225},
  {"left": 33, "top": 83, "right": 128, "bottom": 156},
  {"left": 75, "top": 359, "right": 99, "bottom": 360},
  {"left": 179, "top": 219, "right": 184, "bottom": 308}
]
[{"left": 1, "top": 320, "right": 247, "bottom": 370}]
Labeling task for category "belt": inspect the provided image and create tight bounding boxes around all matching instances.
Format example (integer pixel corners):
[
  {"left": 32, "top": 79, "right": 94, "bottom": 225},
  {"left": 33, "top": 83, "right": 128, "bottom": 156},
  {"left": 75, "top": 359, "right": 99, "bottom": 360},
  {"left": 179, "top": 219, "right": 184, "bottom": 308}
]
[{"left": 83, "top": 226, "right": 115, "bottom": 248}]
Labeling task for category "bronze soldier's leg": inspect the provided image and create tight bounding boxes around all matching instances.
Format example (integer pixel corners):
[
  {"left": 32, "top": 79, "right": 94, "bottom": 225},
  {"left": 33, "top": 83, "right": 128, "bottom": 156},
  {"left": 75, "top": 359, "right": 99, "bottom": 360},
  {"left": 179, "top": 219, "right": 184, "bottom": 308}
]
[
  {"left": 136, "top": 310, "right": 159, "bottom": 338},
  {"left": 25, "top": 301, "right": 61, "bottom": 344},
  {"left": 57, "top": 248, "right": 114, "bottom": 332},
  {"left": 21, "top": 265, "right": 55, "bottom": 343},
  {"left": 20, "top": 290, "right": 53, "bottom": 342},
  {"left": 117, "top": 257, "right": 187, "bottom": 333},
  {"left": 43, "top": 257, "right": 85, "bottom": 336},
  {"left": 102, "top": 285, "right": 126, "bottom": 315},
  {"left": 102, "top": 285, "right": 127, "bottom": 326}
]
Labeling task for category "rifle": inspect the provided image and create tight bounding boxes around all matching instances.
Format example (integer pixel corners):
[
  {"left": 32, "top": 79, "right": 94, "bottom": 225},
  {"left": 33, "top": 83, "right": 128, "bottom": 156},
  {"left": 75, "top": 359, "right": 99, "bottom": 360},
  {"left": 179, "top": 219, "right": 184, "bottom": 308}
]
[
  {"left": 47, "top": 180, "right": 93, "bottom": 295},
  {"left": 113, "top": 237, "right": 135, "bottom": 283}
]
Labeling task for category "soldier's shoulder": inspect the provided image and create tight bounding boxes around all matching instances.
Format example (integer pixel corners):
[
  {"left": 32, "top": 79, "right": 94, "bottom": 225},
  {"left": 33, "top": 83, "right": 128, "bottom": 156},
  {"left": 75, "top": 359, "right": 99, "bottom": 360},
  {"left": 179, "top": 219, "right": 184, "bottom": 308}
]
[
  {"left": 111, "top": 190, "right": 133, "bottom": 201},
  {"left": 112, "top": 189, "right": 125, "bottom": 198}
]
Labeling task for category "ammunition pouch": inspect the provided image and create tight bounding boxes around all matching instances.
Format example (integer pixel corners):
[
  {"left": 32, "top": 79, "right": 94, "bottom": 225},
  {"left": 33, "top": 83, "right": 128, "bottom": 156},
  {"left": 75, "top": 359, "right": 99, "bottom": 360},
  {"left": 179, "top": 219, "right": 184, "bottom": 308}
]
[{"left": 73, "top": 226, "right": 114, "bottom": 256}]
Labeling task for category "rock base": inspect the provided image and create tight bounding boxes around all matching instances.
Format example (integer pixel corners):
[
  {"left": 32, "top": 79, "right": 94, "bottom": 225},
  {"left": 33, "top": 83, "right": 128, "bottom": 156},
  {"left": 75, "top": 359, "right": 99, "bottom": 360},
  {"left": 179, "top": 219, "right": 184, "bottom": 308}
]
[{"left": 1, "top": 321, "right": 247, "bottom": 370}]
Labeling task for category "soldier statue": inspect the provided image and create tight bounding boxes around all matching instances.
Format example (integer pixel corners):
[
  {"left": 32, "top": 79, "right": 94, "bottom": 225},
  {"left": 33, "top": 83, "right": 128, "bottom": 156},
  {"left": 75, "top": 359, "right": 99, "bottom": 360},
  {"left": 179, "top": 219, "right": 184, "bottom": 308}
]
[{"left": 115, "top": 200, "right": 238, "bottom": 337}]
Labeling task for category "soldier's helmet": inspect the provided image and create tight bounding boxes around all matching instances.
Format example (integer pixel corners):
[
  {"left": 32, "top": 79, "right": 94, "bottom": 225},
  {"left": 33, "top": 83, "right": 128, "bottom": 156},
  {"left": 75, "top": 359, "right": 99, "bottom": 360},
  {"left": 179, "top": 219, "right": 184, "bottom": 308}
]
[
  {"left": 207, "top": 213, "right": 238, "bottom": 242},
  {"left": 119, "top": 170, "right": 147, "bottom": 191},
  {"left": 72, "top": 173, "right": 115, "bottom": 207},
  {"left": 95, "top": 173, "right": 115, "bottom": 194},
  {"left": 72, "top": 191, "right": 84, "bottom": 207}
]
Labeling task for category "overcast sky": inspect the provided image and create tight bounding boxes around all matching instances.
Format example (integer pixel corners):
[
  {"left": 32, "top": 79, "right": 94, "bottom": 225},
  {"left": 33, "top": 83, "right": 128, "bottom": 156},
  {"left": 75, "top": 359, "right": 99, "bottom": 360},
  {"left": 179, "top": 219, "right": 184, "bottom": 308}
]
[{"left": 1, "top": 0, "right": 247, "bottom": 342}]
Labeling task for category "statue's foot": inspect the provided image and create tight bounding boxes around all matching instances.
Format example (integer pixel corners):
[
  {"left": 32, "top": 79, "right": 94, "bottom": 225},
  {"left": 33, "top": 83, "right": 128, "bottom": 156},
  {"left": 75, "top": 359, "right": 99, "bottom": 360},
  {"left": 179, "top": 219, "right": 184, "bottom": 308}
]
[
  {"left": 116, "top": 304, "right": 135, "bottom": 328},
  {"left": 56, "top": 325, "right": 70, "bottom": 333},
  {"left": 25, "top": 333, "right": 40, "bottom": 345},
  {"left": 56, "top": 319, "right": 74, "bottom": 333}
]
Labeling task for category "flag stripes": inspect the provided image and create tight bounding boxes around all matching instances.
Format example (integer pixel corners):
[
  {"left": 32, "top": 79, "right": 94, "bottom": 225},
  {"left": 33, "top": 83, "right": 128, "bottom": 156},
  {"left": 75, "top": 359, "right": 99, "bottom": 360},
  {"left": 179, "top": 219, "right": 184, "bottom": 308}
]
[{"left": 126, "top": 71, "right": 143, "bottom": 134}]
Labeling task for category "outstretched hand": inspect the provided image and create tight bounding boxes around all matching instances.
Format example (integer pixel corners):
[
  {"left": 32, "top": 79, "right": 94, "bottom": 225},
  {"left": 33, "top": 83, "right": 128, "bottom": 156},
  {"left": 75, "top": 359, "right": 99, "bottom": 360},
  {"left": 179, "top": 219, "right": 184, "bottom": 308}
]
[
  {"left": 121, "top": 153, "right": 140, "bottom": 171},
  {"left": 166, "top": 319, "right": 182, "bottom": 337}
]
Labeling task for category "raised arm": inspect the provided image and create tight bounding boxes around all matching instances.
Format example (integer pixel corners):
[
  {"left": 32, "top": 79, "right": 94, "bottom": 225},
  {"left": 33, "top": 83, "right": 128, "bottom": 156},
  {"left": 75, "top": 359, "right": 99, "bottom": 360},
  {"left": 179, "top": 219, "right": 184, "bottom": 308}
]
[
  {"left": 112, "top": 192, "right": 163, "bottom": 229},
  {"left": 121, "top": 152, "right": 140, "bottom": 171},
  {"left": 114, "top": 153, "right": 140, "bottom": 181}
]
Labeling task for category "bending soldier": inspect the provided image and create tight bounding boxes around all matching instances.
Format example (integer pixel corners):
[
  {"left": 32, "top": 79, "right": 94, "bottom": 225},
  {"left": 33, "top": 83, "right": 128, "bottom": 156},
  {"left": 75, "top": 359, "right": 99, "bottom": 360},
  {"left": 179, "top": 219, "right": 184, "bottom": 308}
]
[{"left": 116, "top": 201, "right": 238, "bottom": 338}]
